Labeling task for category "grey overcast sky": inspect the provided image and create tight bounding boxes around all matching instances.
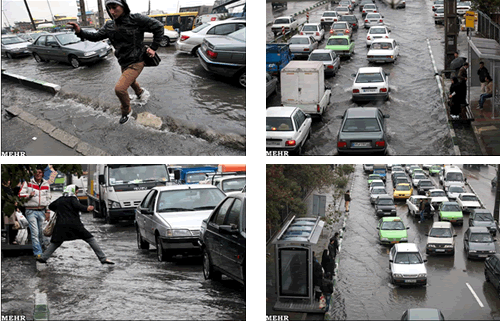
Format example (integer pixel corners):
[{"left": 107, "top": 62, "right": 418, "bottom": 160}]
[{"left": 2, "top": 0, "right": 215, "bottom": 25}]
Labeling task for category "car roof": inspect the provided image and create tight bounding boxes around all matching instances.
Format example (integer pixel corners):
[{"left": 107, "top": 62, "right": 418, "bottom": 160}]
[
  {"left": 431, "top": 221, "right": 452, "bottom": 228},
  {"left": 275, "top": 16, "right": 293, "bottom": 19},
  {"left": 377, "top": 195, "right": 393, "bottom": 200},
  {"left": 469, "top": 226, "right": 490, "bottom": 233},
  {"left": 471, "top": 208, "right": 492, "bottom": 214},
  {"left": 345, "top": 107, "right": 380, "bottom": 118},
  {"left": 328, "top": 35, "right": 350, "bottom": 39},
  {"left": 382, "top": 217, "right": 402, "bottom": 222},
  {"left": 371, "top": 38, "right": 396, "bottom": 43},
  {"left": 358, "top": 67, "right": 384, "bottom": 73},
  {"left": 459, "top": 193, "right": 476, "bottom": 197},
  {"left": 396, "top": 183, "right": 411, "bottom": 186},
  {"left": 266, "top": 106, "right": 297, "bottom": 117},
  {"left": 411, "top": 195, "right": 430, "bottom": 199},
  {"left": 442, "top": 201, "right": 459, "bottom": 205},
  {"left": 311, "top": 49, "right": 334, "bottom": 54},
  {"left": 153, "top": 184, "right": 219, "bottom": 191},
  {"left": 303, "top": 22, "right": 320, "bottom": 26},
  {"left": 429, "top": 189, "right": 445, "bottom": 192},
  {"left": 395, "top": 243, "right": 419, "bottom": 252},
  {"left": 291, "top": 35, "right": 313, "bottom": 38}
]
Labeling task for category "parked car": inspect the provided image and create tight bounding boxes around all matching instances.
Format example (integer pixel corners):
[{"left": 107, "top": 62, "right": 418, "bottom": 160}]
[
  {"left": 307, "top": 49, "right": 340, "bottom": 77},
  {"left": 351, "top": 67, "right": 390, "bottom": 102},
  {"left": 406, "top": 196, "right": 434, "bottom": 218},
  {"left": 370, "top": 186, "right": 390, "bottom": 204},
  {"left": 176, "top": 20, "right": 245, "bottom": 55},
  {"left": 199, "top": 193, "right": 246, "bottom": 286},
  {"left": 367, "top": 38, "right": 400, "bottom": 63},
  {"left": 446, "top": 184, "right": 466, "bottom": 200},
  {"left": 339, "top": 14, "right": 360, "bottom": 31},
  {"left": 321, "top": 11, "right": 340, "bottom": 28},
  {"left": 375, "top": 195, "right": 397, "bottom": 217},
  {"left": 438, "top": 201, "right": 463, "bottom": 225},
  {"left": 364, "top": 13, "right": 385, "bottom": 29},
  {"left": 28, "top": 32, "right": 111, "bottom": 68},
  {"left": 464, "top": 226, "right": 497, "bottom": 259},
  {"left": 366, "top": 26, "right": 390, "bottom": 47},
  {"left": 389, "top": 243, "right": 427, "bottom": 286},
  {"left": 425, "top": 222, "right": 456, "bottom": 255},
  {"left": 456, "top": 193, "right": 482, "bottom": 214},
  {"left": 135, "top": 185, "right": 226, "bottom": 261},
  {"left": 288, "top": 35, "right": 319, "bottom": 58},
  {"left": 485, "top": 254, "right": 500, "bottom": 296},
  {"left": 300, "top": 23, "right": 325, "bottom": 42},
  {"left": 271, "top": 16, "right": 299, "bottom": 36},
  {"left": 197, "top": 27, "right": 246, "bottom": 88},
  {"left": 266, "top": 73, "right": 278, "bottom": 98},
  {"left": 2, "top": 35, "right": 33, "bottom": 59},
  {"left": 336, "top": 107, "right": 389, "bottom": 155},
  {"left": 377, "top": 217, "right": 409, "bottom": 245},
  {"left": 329, "top": 21, "right": 353, "bottom": 38},
  {"left": 325, "top": 35, "right": 355, "bottom": 58},
  {"left": 417, "top": 179, "right": 435, "bottom": 195},
  {"left": 469, "top": 208, "right": 497, "bottom": 235},
  {"left": 266, "top": 106, "right": 312, "bottom": 155},
  {"left": 144, "top": 28, "right": 178, "bottom": 47},
  {"left": 401, "top": 309, "right": 445, "bottom": 320}
]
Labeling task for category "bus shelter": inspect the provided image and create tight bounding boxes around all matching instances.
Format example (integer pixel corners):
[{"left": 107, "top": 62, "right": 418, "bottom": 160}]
[{"left": 273, "top": 216, "right": 325, "bottom": 313}]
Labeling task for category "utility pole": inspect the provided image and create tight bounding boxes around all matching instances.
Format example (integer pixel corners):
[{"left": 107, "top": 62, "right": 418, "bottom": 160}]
[
  {"left": 494, "top": 166, "right": 500, "bottom": 222},
  {"left": 79, "top": 0, "right": 88, "bottom": 26},
  {"left": 46, "top": 0, "right": 56, "bottom": 24},
  {"left": 2, "top": 10, "right": 11, "bottom": 29},
  {"left": 148, "top": 0, "right": 151, "bottom": 15},
  {"left": 97, "top": 0, "right": 104, "bottom": 27},
  {"left": 22, "top": 0, "right": 37, "bottom": 31},
  {"left": 444, "top": 0, "right": 459, "bottom": 77}
]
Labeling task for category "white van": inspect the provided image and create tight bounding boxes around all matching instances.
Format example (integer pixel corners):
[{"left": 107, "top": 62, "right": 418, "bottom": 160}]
[{"left": 439, "top": 166, "right": 465, "bottom": 191}]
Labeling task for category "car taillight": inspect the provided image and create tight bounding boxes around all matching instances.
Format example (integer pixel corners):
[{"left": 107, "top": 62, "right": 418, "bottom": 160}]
[
  {"left": 353, "top": 89, "right": 360, "bottom": 93},
  {"left": 304, "top": 48, "right": 309, "bottom": 51},
  {"left": 327, "top": 65, "right": 334, "bottom": 69},
  {"left": 317, "top": 105, "right": 320, "bottom": 112},
  {"left": 435, "top": 13, "right": 437, "bottom": 16},
  {"left": 386, "top": 56, "right": 394, "bottom": 58},
  {"left": 365, "top": 19, "right": 369, "bottom": 22},
  {"left": 300, "top": 32, "right": 304, "bottom": 35},
  {"left": 321, "top": 18, "right": 325, "bottom": 21},
  {"left": 330, "top": 29, "right": 334, "bottom": 34},
  {"left": 316, "top": 32, "right": 320, "bottom": 36},
  {"left": 380, "top": 88, "right": 388, "bottom": 92},
  {"left": 334, "top": 18, "right": 338, "bottom": 21},
  {"left": 432, "top": 5, "right": 435, "bottom": 9},
  {"left": 346, "top": 29, "right": 350, "bottom": 33},
  {"left": 374, "top": 10, "right": 377, "bottom": 12},
  {"left": 385, "top": 35, "right": 389, "bottom": 38},
  {"left": 367, "top": 36, "right": 371, "bottom": 40},
  {"left": 338, "top": 141, "right": 347, "bottom": 148},
  {"left": 285, "top": 140, "right": 296, "bottom": 146},
  {"left": 206, "top": 49, "right": 217, "bottom": 59},
  {"left": 180, "top": 35, "right": 190, "bottom": 41},
  {"left": 379, "top": 19, "right": 383, "bottom": 22},
  {"left": 375, "top": 141, "right": 386, "bottom": 147},
  {"left": 353, "top": 23, "right": 357, "bottom": 26}
]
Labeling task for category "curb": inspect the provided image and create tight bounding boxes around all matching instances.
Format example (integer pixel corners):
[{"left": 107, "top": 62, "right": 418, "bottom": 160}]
[
  {"left": 426, "top": 38, "right": 461, "bottom": 156},
  {"left": 34, "top": 291, "right": 49, "bottom": 321},
  {"left": 2, "top": 71, "right": 60, "bottom": 94},
  {"left": 471, "top": 121, "right": 489, "bottom": 156},
  {"left": 5, "top": 106, "right": 110, "bottom": 156},
  {"left": 466, "top": 180, "right": 485, "bottom": 209}
]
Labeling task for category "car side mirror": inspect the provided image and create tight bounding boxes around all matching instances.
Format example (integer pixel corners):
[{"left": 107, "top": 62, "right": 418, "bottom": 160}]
[
  {"left": 389, "top": 259, "right": 393, "bottom": 263},
  {"left": 220, "top": 224, "right": 238, "bottom": 234},
  {"left": 351, "top": 73, "right": 356, "bottom": 77},
  {"left": 425, "top": 233, "right": 429, "bottom": 236},
  {"left": 98, "top": 174, "right": 105, "bottom": 184},
  {"left": 174, "top": 170, "right": 181, "bottom": 180},
  {"left": 385, "top": 72, "right": 390, "bottom": 76},
  {"left": 453, "top": 234, "right": 457, "bottom": 237},
  {"left": 140, "top": 208, "right": 152, "bottom": 215},
  {"left": 424, "top": 259, "right": 428, "bottom": 263},
  {"left": 306, "top": 114, "right": 311, "bottom": 118},
  {"left": 336, "top": 115, "right": 344, "bottom": 119},
  {"left": 407, "top": 227, "right": 410, "bottom": 230}
]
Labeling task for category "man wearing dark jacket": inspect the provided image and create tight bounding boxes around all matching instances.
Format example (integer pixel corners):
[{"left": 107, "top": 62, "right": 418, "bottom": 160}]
[
  {"left": 68, "top": 0, "right": 164, "bottom": 124},
  {"left": 478, "top": 62, "right": 490, "bottom": 94}
]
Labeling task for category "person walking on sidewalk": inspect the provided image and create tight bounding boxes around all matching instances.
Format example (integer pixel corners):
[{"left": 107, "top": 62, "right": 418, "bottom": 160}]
[
  {"left": 36, "top": 185, "right": 114, "bottom": 265},
  {"left": 457, "top": 62, "right": 469, "bottom": 83},
  {"left": 328, "top": 232, "right": 339, "bottom": 265},
  {"left": 344, "top": 190, "right": 351, "bottom": 212},
  {"left": 313, "top": 252, "right": 324, "bottom": 301},
  {"left": 477, "top": 61, "right": 490, "bottom": 93},
  {"left": 478, "top": 75, "right": 493, "bottom": 110},
  {"left": 321, "top": 249, "right": 334, "bottom": 275},
  {"left": 67, "top": 0, "right": 164, "bottom": 125},
  {"left": 19, "top": 167, "right": 51, "bottom": 258},
  {"left": 321, "top": 272, "right": 334, "bottom": 312}
]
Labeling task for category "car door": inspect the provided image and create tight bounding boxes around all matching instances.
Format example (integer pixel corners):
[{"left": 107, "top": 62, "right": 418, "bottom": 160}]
[
  {"left": 206, "top": 197, "right": 234, "bottom": 268},
  {"left": 219, "top": 197, "right": 245, "bottom": 281},
  {"left": 144, "top": 190, "right": 159, "bottom": 244},
  {"left": 293, "top": 110, "right": 305, "bottom": 146},
  {"left": 332, "top": 51, "right": 340, "bottom": 70},
  {"left": 33, "top": 35, "right": 47, "bottom": 59},
  {"left": 309, "top": 36, "right": 317, "bottom": 50},
  {"left": 464, "top": 228, "right": 470, "bottom": 252},
  {"left": 491, "top": 257, "right": 500, "bottom": 292},
  {"left": 136, "top": 189, "right": 155, "bottom": 242},
  {"left": 45, "top": 35, "right": 63, "bottom": 62}
]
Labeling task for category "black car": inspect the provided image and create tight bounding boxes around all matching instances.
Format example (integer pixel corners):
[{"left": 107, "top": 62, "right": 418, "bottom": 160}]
[
  {"left": 391, "top": 171, "right": 407, "bottom": 182},
  {"left": 485, "top": 254, "right": 500, "bottom": 297},
  {"left": 417, "top": 179, "right": 435, "bottom": 195},
  {"left": 469, "top": 208, "right": 497, "bottom": 235},
  {"left": 493, "top": 176, "right": 497, "bottom": 189},
  {"left": 375, "top": 195, "right": 397, "bottom": 217},
  {"left": 199, "top": 193, "right": 246, "bottom": 286},
  {"left": 339, "top": 15, "right": 360, "bottom": 30},
  {"left": 393, "top": 176, "right": 410, "bottom": 188}
]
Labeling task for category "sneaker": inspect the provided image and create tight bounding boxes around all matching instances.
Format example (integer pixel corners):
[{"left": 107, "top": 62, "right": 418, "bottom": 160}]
[
  {"left": 476, "top": 105, "right": 483, "bottom": 110},
  {"left": 101, "top": 259, "right": 115, "bottom": 265},
  {"left": 36, "top": 255, "right": 47, "bottom": 263},
  {"left": 137, "top": 89, "right": 150, "bottom": 104},
  {"left": 119, "top": 111, "right": 132, "bottom": 124}
]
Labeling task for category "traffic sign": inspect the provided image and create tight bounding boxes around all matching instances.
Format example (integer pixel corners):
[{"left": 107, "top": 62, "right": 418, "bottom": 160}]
[{"left": 465, "top": 11, "right": 475, "bottom": 28}]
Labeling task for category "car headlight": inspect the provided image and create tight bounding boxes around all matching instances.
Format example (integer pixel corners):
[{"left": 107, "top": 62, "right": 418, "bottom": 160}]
[
  {"left": 490, "top": 250, "right": 496, "bottom": 254},
  {"left": 11, "top": 48, "right": 21, "bottom": 52},
  {"left": 401, "top": 237, "right": 408, "bottom": 241},
  {"left": 377, "top": 209, "right": 383, "bottom": 213},
  {"left": 166, "top": 229, "right": 194, "bottom": 237},
  {"left": 84, "top": 51, "right": 97, "bottom": 56},
  {"left": 427, "top": 244, "right": 436, "bottom": 248},
  {"left": 393, "top": 274, "right": 403, "bottom": 278},
  {"left": 108, "top": 200, "right": 121, "bottom": 208},
  {"left": 417, "top": 273, "right": 427, "bottom": 278},
  {"left": 381, "top": 237, "right": 389, "bottom": 241},
  {"left": 469, "top": 250, "right": 477, "bottom": 253},
  {"left": 391, "top": 210, "right": 397, "bottom": 213},
  {"left": 444, "top": 244, "right": 454, "bottom": 248}
]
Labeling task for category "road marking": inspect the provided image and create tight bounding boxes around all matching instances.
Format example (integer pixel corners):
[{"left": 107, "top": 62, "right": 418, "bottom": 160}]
[{"left": 466, "top": 282, "right": 484, "bottom": 308}]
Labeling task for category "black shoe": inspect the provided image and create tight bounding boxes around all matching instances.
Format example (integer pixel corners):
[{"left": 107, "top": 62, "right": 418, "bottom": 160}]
[
  {"left": 36, "top": 255, "right": 47, "bottom": 263},
  {"left": 101, "top": 259, "right": 115, "bottom": 265},
  {"left": 119, "top": 111, "right": 132, "bottom": 124}
]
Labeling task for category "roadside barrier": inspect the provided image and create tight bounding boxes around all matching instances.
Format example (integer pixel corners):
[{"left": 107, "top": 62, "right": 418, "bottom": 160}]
[{"left": 2, "top": 70, "right": 60, "bottom": 95}]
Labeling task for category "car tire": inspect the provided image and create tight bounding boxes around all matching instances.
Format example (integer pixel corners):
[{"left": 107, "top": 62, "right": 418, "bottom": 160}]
[
  {"left": 191, "top": 45, "right": 200, "bottom": 56},
  {"left": 33, "top": 53, "right": 45, "bottom": 63},
  {"left": 486, "top": 270, "right": 490, "bottom": 282},
  {"left": 69, "top": 55, "right": 80, "bottom": 68},
  {"left": 136, "top": 226, "right": 149, "bottom": 250},
  {"left": 159, "top": 37, "right": 170, "bottom": 47},
  {"left": 202, "top": 248, "right": 222, "bottom": 281},
  {"left": 104, "top": 207, "right": 117, "bottom": 224},
  {"left": 6, "top": 52, "right": 13, "bottom": 59},
  {"left": 236, "top": 70, "right": 246, "bottom": 88},
  {"left": 156, "top": 235, "right": 170, "bottom": 262}
]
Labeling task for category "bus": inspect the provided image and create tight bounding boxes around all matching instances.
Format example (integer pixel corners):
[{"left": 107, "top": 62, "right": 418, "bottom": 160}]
[
  {"left": 149, "top": 12, "right": 198, "bottom": 32},
  {"left": 212, "top": 0, "right": 246, "bottom": 18}
]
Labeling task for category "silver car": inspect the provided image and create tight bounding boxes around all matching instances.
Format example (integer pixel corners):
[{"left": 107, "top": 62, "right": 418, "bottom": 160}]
[
  {"left": 28, "top": 32, "right": 111, "bottom": 68},
  {"left": 307, "top": 49, "right": 340, "bottom": 77},
  {"left": 1, "top": 35, "right": 31, "bottom": 59},
  {"left": 288, "top": 35, "right": 318, "bottom": 57},
  {"left": 135, "top": 185, "right": 226, "bottom": 261}
]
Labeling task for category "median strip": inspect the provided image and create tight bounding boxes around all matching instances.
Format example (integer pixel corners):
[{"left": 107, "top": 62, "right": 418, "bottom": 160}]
[{"left": 466, "top": 282, "right": 484, "bottom": 308}]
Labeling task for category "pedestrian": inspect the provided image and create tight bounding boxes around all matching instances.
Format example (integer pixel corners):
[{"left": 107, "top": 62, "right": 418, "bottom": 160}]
[
  {"left": 321, "top": 249, "right": 334, "bottom": 275},
  {"left": 67, "top": 0, "right": 164, "bottom": 125},
  {"left": 19, "top": 167, "right": 51, "bottom": 258},
  {"left": 2, "top": 179, "right": 22, "bottom": 244},
  {"left": 173, "top": 18, "right": 181, "bottom": 35},
  {"left": 424, "top": 198, "right": 432, "bottom": 219},
  {"left": 477, "top": 61, "right": 490, "bottom": 94},
  {"left": 313, "top": 251, "right": 324, "bottom": 301},
  {"left": 36, "top": 185, "right": 114, "bottom": 265},
  {"left": 478, "top": 75, "right": 493, "bottom": 110},
  {"left": 321, "top": 272, "right": 334, "bottom": 312},
  {"left": 419, "top": 199, "right": 427, "bottom": 223},
  {"left": 451, "top": 51, "right": 464, "bottom": 77},
  {"left": 448, "top": 77, "right": 465, "bottom": 119},
  {"left": 344, "top": 190, "right": 351, "bottom": 212},
  {"left": 457, "top": 62, "right": 469, "bottom": 83},
  {"left": 328, "top": 232, "right": 339, "bottom": 265}
]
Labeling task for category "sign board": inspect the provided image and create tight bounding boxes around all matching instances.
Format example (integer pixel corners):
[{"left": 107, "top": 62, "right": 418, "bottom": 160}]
[{"left": 465, "top": 11, "right": 475, "bottom": 28}]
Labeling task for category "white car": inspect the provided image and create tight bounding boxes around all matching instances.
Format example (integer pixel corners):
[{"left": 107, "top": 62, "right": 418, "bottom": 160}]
[
  {"left": 367, "top": 38, "right": 400, "bottom": 63},
  {"left": 366, "top": 26, "right": 390, "bottom": 47},
  {"left": 432, "top": 0, "right": 444, "bottom": 11},
  {"left": 176, "top": 20, "right": 246, "bottom": 55},
  {"left": 364, "top": 13, "right": 385, "bottom": 29},
  {"left": 300, "top": 23, "right": 325, "bottom": 42},
  {"left": 422, "top": 164, "right": 433, "bottom": 170},
  {"left": 144, "top": 29, "right": 179, "bottom": 47},
  {"left": 362, "top": 3, "right": 378, "bottom": 16},
  {"left": 370, "top": 186, "right": 390, "bottom": 204},
  {"left": 389, "top": 243, "right": 428, "bottom": 286},
  {"left": 456, "top": 193, "right": 482, "bottom": 214},
  {"left": 406, "top": 196, "right": 434, "bottom": 218},
  {"left": 308, "top": 49, "right": 341, "bottom": 77},
  {"left": 447, "top": 184, "right": 466, "bottom": 200},
  {"left": 351, "top": 66, "right": 390, "bottom": 102},
  {"left": 425, "top": 222, "right": 456, "bottom": 255},
  {"left": 335, "top": 6, "right": 352, "bottom": 16},
  {"left": 266, "top": 106, "right": 312, "bottom": 155},
  {"left": 457, "top": 1, "right": 471, "bottom": 15},
  {"left": 412, "top": 173, "right": 427, "bottom": 187},
  {"left": 271, "top": 16, "right": 299, "bottom": 36},
  {"left": 434, "top": 7, "right": 444, "bottom": 24},
  {"left": 321, "top": 11, "right": 340, "bottom": 27},
  {"left": 426, "top": 189, "right": 450, "bottom": 208},
  {"left": 339, "top": 0, "right": 354, "bottom": 11},
  {"left": 370, "top": 179, "right": 385, "bottom": 190}
]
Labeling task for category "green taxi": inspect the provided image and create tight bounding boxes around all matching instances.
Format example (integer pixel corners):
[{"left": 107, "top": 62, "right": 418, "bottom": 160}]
[
  {"left": 377, "top": 217, "right": 409, "bottom": 245},
  {"left": 325, "top": 35, "right": 355, "bottom": 58},
  {"left": 368, "top": 174, "right": 382, "bottom": 186},
  {"left": 429, "top": 165, "right": 443, "bottom": 176},
  {"left": 438, "top": 201, "right": 464, "bottom": 225}
]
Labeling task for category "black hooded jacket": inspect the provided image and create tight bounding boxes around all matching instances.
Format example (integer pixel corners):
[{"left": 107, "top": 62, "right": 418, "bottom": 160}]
[{"left": 76, "top": 0, "right": 164, "bottom": 67}]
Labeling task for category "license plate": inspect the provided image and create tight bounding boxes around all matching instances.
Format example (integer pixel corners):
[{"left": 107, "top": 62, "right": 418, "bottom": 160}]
[
  {"left": 451, "top": 220, "right": 456, "bottom": 223},
  {"left": 337, "top": 32, "right": 344, "bottom": 35},
  {"left": 436, "top": 249, "right": 445, "bottom": 252},
  {"left": 352, "top": 142, "right": 371, "bottom": 147},
  {"left": 479, "top": 255, "right": 488, "bottom": 258},
  {"left": 391, "top": 241, "right": 399, "bottom": 244},
  {"left": 405, "top": 279, "right": 416, "bottom": 283},
  {"left": 363, "top": 89, "right": 377, "bottom": 93},
  {"left": 267, "top": 141, "right": 281, "bottom": 146}
]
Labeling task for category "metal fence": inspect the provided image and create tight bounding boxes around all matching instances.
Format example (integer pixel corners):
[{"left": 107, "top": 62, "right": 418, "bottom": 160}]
[{"left": 477, "top": 10, "right": 500, "bottom": 44}]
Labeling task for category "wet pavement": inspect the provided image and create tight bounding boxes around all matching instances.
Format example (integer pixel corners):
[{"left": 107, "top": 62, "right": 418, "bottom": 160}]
[
  {"left": 1, "top": 193, "right": 245, "bottom": 320},
  {"left": 1, "top": 45, "right": 245, "bottom": 155},
  {"left": 328, "top": 165, "right": 499, "bottom": 320},
  {"left": 267, "top": 0, "right": 463, "bottom": 155}
]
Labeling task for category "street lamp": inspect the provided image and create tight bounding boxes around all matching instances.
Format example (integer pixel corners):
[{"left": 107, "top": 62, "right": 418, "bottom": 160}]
[{"left": 46, "top": 0, "right": 56, "bottom": 25}]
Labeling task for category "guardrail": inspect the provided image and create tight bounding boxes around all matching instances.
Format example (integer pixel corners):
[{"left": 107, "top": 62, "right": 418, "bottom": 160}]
[{"left": 477, "top": 10, "right": 500, "bottom": 44}]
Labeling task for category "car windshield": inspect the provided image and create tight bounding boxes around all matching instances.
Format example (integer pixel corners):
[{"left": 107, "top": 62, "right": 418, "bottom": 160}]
[
  {"left": 414, "top": 174, "right": 426, "bottom": 179},
  {"left": 420, "top": 181, "right": 433, "bottom": 186},
  {"left": 436, "top": 8, "right": 444, "bottom": 13},
  {"left": 476, "top": 213, "right": 494, "bottom": 221},
  {"left": 449, "top": 186, "right": 464, "bottom": 193},
  {"left": 431, "top": 166, "right": 442, "bottom": 171},
  {"left": 341, "top": 16, "right": 356, "bottom": 21},
  {"left": 371, "top": 42, "right": 393, "bottom": 50},
  {"left": 446, "top": 172, "right": 463, "bottom": 181},
  {"left": 157, "top": 188, "right": 226, "bottom": 212},
  {"left": 333, "top": 23, "right": 348, "bottom": 29},
  {"left": 274, "top": 18, "right": 291, "bottom": 24},
  {"left": 108, "top": 165, "right": 168, "bottom": 185},
  {"left": 396, "top": 178, "right": 409, "bottom": 184},
  {"left": 364, "top": 4, "right": 376, "bottom": 9},
  {"left": 397, "top": 185, "right": 411, "bottom": 191},
  {"left": 192, "top": 23, "right": 210, "bottom": 33},
  {"left": 55, "top": 33, "right": 81, "bottom": 45},
  {"left": 267, "top": 117, "right": 294, "bottom": 131},
  {"left": 381, "top": 221, "right": 405, "bottom": 230},
  {"left": 435, "top": 0, "right": 443, "bottom": 4},
  {"left": 442, "top": 204, "right": 460, "bottom": 212},
  {"left": 366, "top": 14, "right": 381, "bottom": 18},
  {"left": 470, "top": 233, "right": 493, "bottom": 243},
  {"left": 342, "top": 118, "right": 381, "bottom": 132},
  {"left": 309, "top": 53, "right": 332, "bottom": 61},
  {"left": 323, "top": 12, "right": 338, "bottom": 17},
  {"left": 461, "top": 195, "right": 478, "bottom": 202},
  {"left": 356, "top": 72, "right": 384, "bottom": 83},
  {"left": 336, "top": 7, "right": 349, "bottom": 11},
  {"left": 370, "top": 28, "right": 387, "bottom": 34},
  {"left": 429, "top": 228, "right": 452, "bottom": 237},
  {"left": 369, "top": 175, "right": 380, "bottom": 179},
  {"left": 289, "top": 37, "right": 310, "bottom": 44},
  {"left": 2, "top": 36, "right": 25, "bottom": 44},
  {"left": 378, "top": 199, "right": 394, "bottom": 205},
  {"left": 303, "top": 25, "right": 319, "bottom": 31},
  {"left": 458, "top": 1, "right": 471, "bottom": 5},
  {"left": 431, "top": 191, "right": 446, "bottom": 197},
  {"left": 221, "top": 177, "right": 246, "bottom": 192},
  {"left": 395, "top": 252, "right": 423, "bottom": 264},
  {"left": 372, "top": 189, "right": 386, "bottom": 194},
  {"left": 327, "top": 38, "right": 348, "bottom": 45}
]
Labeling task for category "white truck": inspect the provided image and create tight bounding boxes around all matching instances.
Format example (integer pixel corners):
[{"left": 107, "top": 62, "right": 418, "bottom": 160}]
[
  {"left": 87, "top": 164, "right": 172, "bottom": 224},
  {"left": 280, "top": 61, "right": 332, "bottom": 118}
]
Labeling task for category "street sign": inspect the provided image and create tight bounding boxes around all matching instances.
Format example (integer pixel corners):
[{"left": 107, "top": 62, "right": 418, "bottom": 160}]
[{"left": 465, "top": 11, "right": 475, "bottom": 28}]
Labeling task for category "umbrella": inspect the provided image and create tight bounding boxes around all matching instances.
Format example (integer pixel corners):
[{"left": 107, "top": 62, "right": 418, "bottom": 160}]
[
  {"left": 44, "top": 165, "right": 58, "bottom": 184},
  {"left": 450, "top": 57, "right": 466, "bottom": 71}
]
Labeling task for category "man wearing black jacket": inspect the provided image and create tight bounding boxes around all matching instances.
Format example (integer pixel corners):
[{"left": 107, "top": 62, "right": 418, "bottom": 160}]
[
  {"left": 68, "top": 0, "right": 164, "bottom": 124},
  {"left": 478, "top": 61, "right": 490, "bottom": 94}
]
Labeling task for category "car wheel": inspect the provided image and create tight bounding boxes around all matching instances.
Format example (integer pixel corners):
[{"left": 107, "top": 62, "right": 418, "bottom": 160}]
[
  {"left": 33, "top": 53, "right": 44, "bottom": 63},
  {"left": 191, "top": 45, "right": 200, "bottom": 56},
  {"left": 156, "top": 235, "right": 170, "bottom": 262},
  {"left": 136, "top": 226, "right": 149, "bottom": 250},
  {"left": 236, "top": 70, "right": 246, "bottom": 88},
  {"left": 202, "top": 248, "right": 221, "bottom": 281},
  {"left": 69, "top": 55, "right": 80, "bottom": 68},
  {"left": 485, "top": 270, "right": 491, "bottom": 282},
  {"left": 159, "top": 36, "right": 170, "bottom": 47},
  {"left": 6, "top": 52, "right": 13, "bottom": 59},
  {"left": 104, "top": 207, "right": 117, "bottom": 224}
]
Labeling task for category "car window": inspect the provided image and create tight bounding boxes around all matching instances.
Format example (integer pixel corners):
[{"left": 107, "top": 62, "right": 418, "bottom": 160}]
[
  {"left": 381, "top": 221, "right": 404, "bottom": 230},
  {"left": 327, "top": 38, "right": 348, "bottom": 46},
  {"left": 225, "top": 199, "right": 242, "bottom": 227},
  {"left": 267, "top": 116, "right": 294, "bottom": 131},
  {"left": 157, "top": 188, "right": 226, "bottom": 212},
  {"left": 289, "top": 37, "right": 309, "bottom": 44},
  {"left": 470, "top": 233, "right": 493, "bottom": 242},
  {"left": 356, "top": 72, "right": 384, "bottom": 83},
  {"left": 46, "top": 35, "right": 57, "bottom": 46},
  {"left": 429, "top": 228, "right": 452, "bottom": 237},
  {"left": 476, "top": 213, "right": 494, "bottom": 221},
  {"left": 370, "top": 28, "right": 387, "bottom": 34},
  {"left": 442, "top": 204, "right": 460, "bottom": 212},
  {"left": 332, "top": 23, "right": 348, "bottom": 29},
  {"left": 303, "top": 25, "right": 319, "bottom": 31},
  {"left": 297, "top": 109, "right": 306, "bottom": 125},
  {"left": 35, "top": 36, "right": 47, "bottom": 46},
  {"left": 213, "top": 198, "right": 234, "bottom": 225},
  {"left": 378, "top": 199, "right": 394, "bottom": 206},
  {"left": 146, "top": 190, "right": 158, "bottom": 211},
  {"left": 323, "top": 12, "right": 338, "bottom": 17},
  {"left": 395, "top": 252, "right": 423, "bottom": 264},
  {"left": 396, "top": 185, "right": 411, "bottom": 191},
  {"left": 342, "top": 118, "right": 381, "bottom": 132},
  {"left": 461, "top": 195, "right": 478, "bottom": 202},
  {"left": 55, "top": 33, "right": 81, "bottom": 45},
  {"left": 140, "top": 190, "right": 156, "bottom": 208},
  {"left": 449, "top": 186, "right": 464, "bottom": 192},
  {"left": 432, "top": 191, "right": 446, "bottom": 197},
  {"left": 309, "top": 52, "right": 332, "bottom": 61},
  {"left": 293, "top": 113, "right": 302, "bottom": 130},
  {"left": 371, "top": 42, "right": 393, "bottom": 50},
  {"left": 2, "top": 36, "right": 25, "bottom": 45},
  {"left": 274, "top": 18, "right": 291, "bottom": 24},
  {"left": 207, "top": 23, "right": 236, "bottom": 35}
]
